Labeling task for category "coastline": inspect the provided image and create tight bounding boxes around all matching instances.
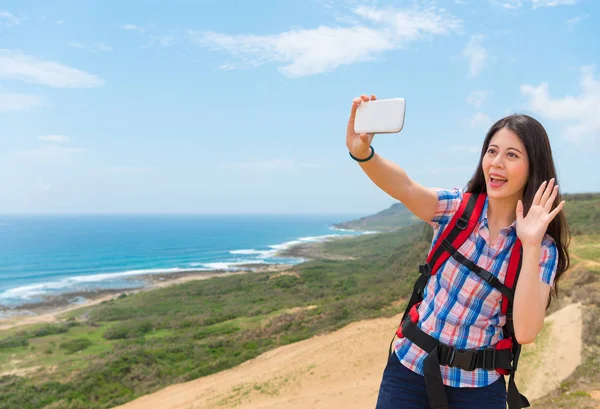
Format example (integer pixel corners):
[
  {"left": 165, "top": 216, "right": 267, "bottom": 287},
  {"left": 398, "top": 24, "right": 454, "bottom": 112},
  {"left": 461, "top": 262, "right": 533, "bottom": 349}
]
[
  {"left": 275, "top": 234, "right": 358, "bottom": 260},
  {"left": 0, "top": 263, "right": 293, "bottom": 331},
  {"left": 0, "top": 229, "right": 372, "bottom": 332}
]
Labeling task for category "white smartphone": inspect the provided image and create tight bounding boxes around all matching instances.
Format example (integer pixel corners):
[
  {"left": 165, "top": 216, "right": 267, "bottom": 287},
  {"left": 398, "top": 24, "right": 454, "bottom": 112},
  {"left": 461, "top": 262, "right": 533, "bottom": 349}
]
[{"left": 354, "top": 98, "right": 406, "bottom": 134}]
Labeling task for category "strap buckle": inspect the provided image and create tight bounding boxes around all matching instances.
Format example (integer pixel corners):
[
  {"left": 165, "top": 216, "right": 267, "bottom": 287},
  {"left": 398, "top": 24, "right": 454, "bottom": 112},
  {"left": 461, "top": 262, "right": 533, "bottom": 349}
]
[
  {"left": 442, "top": 239, "right": 453, "bottom": 251},
  {"left": 419, "top": 263, "right": 432, "bottom": 276},
  {"left": 456, "top": 217, "right": 469, "bottom": 230},
  {"left": 448, "top": 348, "right": 476, "bottom": 371},
  {"left": 478, "top": 269, "right": 500, "bottom": 287},
  {"left": 481, "top": 348, "right": 497, "bottom": 370},
  {"left": 415, "top": 264, "right": 431, "bottom": 297}
]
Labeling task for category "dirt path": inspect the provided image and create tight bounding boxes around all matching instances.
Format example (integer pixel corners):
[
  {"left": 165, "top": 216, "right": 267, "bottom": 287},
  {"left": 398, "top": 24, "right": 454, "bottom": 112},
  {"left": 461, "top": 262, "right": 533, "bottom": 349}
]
[
  {"left": 519, "top": 303, "right": 583, "bottom": 403},
  {"left": 112, "top": 302, "right": 583, "bottom": 409},
  {"left": 0, "top": 293, "right": 119, "bottom": 331}
]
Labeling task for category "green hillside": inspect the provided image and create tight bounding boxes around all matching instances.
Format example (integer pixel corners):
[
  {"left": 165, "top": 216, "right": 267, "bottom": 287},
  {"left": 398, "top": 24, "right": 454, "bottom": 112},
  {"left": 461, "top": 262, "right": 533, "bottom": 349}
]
[
  {"left": 0, "top": 193, "right": 598, "bottom": 409},
  {"left": 333, "top": 202, "right": 419, "bottom": 232}
]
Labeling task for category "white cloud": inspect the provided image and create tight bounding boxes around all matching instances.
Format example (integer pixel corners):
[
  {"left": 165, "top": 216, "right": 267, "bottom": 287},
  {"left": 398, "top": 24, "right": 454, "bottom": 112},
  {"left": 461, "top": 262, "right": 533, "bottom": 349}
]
[
  {"left": 470, "top": 112, "right": 492, "bottom": 129},
  {"left": 68, "top": 42, "right": 113, "bottom": 52},
  {"left": 461, "top": 35, "right": 487, "bottom": 77},
  {"left": 0, "top": 10, "right": 21, "bottom": 26},
  {"left": 222, "top": 159, "right": 320, "bottom": 171},
  {"left": 532, "top": 0, "right": 577, "bottom": 8},
  {"left": 566, "top": 14, "right": 588, "bottom": 29},
  {"left": 11, "top": 134, "right": 84, "bottom": 160},
  {"left": 67, "top": 41, "right": 85, "bottom": 49},
  {"left": 491, "top": 0, "right": 523, "bottom": 8},
  {"left": 520, "top": 65, "right": 600, "bottom": 143},
  {"left": 39, "top": 135, "right": 70, "bottom": 143},
  {"left": 95, "top": 43, "right": 113, "bottom": 52},
  {"left": 0, "top": 50, "right": 104, "bottom": 88},
  {"left": 467, "top": 90, "right": 489, "bottom": 108},
  {"left": 56, "top": 20, "right": 64, "bottom": 25},
  {"left": 189, "top": 6, "right": 462, "bottom": 77},
  {"left": 158, "top": 36, "right": 175, "bottom": 47},
  {"left": 0, "top": 92, "right": 42, "bottom": 111},
  {"left": 123, "top": 24, "right": 145, "bottom": 33},
  {"left": 123, "top": 23, "right": 174, "bottom": 49},
  {"left": 142, "top": 35, "right": 175, "bottom": 49},
  {"left": 490, "top": 0, "right": 577, "bottom": 8},
  {"left": 13, "top": 145, "right": 85, "bottom": 160}
]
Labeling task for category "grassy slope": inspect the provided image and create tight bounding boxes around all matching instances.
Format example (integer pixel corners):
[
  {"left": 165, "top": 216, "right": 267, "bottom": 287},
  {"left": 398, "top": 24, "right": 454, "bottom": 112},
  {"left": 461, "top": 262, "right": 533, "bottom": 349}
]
[
  {"left": 0, "top": 194, "right": 598, "bottom": 409},
  {"left": 332, "top": 202, "right": 419, "bottom": 232}
]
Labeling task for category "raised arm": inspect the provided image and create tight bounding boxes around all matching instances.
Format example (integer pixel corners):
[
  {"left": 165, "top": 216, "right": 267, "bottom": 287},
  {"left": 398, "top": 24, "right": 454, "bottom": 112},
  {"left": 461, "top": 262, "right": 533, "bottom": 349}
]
[{"left": 346, "top": 94, "right": 439, "bottom": 223}]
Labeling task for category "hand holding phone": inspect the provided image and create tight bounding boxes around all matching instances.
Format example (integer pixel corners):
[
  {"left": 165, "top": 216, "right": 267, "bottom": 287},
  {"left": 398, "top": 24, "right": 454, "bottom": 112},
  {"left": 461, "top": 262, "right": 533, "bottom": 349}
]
[
  {"left": 354, "top": 97, "right": 406, "bottom": 135},
  {"left": 346, "top": 94, "right": 406, "bottom": 160}
]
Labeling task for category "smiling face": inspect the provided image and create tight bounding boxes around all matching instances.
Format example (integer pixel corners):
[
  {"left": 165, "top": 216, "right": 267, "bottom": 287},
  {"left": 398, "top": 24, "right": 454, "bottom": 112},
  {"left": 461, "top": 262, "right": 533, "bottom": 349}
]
[{"left": 481, "top": 127, "right": 530, "bottom": 201}]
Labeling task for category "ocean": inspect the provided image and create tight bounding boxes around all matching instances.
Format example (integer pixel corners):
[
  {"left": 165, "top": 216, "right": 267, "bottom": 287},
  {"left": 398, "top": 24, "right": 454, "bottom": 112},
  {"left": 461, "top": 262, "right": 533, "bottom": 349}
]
[{"left": 0, "top": 214, "right": 371, "bottom": 310}]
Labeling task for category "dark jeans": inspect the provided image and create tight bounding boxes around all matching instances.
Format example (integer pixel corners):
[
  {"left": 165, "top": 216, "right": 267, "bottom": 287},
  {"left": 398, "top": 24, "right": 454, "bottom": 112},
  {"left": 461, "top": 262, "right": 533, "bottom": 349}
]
[{"left": 375, "top": 352, "right": 507, "bottom": 409}]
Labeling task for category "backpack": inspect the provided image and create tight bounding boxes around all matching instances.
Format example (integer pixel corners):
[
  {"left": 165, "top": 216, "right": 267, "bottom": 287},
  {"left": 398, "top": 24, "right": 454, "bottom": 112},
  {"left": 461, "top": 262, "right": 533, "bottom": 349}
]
[{"left": 389, "top": 192, "right": 529, "bottom": 409}]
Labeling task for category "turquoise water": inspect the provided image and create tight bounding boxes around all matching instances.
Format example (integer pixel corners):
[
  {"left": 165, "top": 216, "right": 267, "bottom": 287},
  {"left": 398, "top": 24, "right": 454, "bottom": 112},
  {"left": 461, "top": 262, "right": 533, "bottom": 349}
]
[{"left": 0, "top": 214, "right": 371, "bottom": 308}]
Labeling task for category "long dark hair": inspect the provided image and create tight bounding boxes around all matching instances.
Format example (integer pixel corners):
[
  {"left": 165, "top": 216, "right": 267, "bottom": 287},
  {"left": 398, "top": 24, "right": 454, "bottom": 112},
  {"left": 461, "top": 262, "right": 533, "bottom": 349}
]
[{"left": 465, "top": 114, "right": 570, "bottom": 308}]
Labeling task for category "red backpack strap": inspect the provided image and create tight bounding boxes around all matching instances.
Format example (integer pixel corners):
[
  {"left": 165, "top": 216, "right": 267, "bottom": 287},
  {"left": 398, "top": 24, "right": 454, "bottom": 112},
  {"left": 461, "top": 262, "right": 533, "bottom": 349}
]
[
  {"left": 503, "top": 240, "right": 530, "bottom": 409},
  {"left": 426, "top": 192, "right": 486, "bottom": 275},
  {"left": 502, "top": 238, "right": 522, "bottom": 315}
]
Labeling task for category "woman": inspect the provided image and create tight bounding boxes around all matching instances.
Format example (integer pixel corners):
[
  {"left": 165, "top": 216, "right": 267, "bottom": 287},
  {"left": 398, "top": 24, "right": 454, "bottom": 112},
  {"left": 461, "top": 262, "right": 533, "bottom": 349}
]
[{"left": 346, "top": 94, "right": 570, "bottom": 409}]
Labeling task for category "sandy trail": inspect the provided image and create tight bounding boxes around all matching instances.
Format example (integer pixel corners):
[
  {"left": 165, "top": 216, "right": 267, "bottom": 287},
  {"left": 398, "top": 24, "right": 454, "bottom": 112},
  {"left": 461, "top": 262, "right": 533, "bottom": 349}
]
[
  {"left": 518, "top": 302, "right": 583, "bottom": 403},
  {"left": 0, "top": 293, "right": 119, "bottom": 331},
  {"left": 113, "top": 302, "right": 583, "bottom": 409}
]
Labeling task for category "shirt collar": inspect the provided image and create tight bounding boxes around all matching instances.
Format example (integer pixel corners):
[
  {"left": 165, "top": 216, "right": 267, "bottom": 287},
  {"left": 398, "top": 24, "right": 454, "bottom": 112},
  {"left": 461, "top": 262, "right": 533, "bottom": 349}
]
[{"left": 481, "top": 196, "right": 517, "bottom": 233}]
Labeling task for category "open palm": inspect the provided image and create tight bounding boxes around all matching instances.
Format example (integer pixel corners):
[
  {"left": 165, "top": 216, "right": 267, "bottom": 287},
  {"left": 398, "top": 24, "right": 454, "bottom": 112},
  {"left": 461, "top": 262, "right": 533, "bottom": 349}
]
[{"left": 516, "top": 178, "right": 565, "bottom": 247}]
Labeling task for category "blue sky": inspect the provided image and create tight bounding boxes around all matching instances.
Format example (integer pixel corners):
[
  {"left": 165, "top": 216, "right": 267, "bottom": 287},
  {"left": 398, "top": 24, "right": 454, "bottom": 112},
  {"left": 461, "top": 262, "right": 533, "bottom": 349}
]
[{"left": 0, "top": 0, "right": 598, "bottom": 215}]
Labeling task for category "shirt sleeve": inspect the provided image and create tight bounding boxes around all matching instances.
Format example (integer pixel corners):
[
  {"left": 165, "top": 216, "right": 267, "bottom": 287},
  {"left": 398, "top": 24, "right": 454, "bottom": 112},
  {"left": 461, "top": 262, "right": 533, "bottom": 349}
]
[
  {"left": 427, "top": 187, "right": 464, "bottom": 228},
  {"left": 539, "top": 235, "right": 558, "bottom": 286}
]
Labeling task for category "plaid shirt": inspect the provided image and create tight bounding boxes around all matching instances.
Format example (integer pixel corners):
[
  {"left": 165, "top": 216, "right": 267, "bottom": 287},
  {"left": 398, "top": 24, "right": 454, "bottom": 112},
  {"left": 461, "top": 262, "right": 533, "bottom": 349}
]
[{"left": 393, "top": 187, "right": 558, "bottom": 388}]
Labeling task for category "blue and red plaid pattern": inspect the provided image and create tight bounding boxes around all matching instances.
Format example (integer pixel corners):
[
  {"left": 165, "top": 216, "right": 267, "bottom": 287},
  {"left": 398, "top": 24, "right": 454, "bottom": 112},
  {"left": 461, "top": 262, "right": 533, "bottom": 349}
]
[{"left": 393, "top": 187, "right": 558, "bottom": 388}]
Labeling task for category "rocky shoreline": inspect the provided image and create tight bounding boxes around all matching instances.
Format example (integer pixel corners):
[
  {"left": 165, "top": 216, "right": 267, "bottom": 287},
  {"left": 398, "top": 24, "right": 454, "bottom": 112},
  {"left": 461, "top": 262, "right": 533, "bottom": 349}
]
[{"left": 0, "top": 263, "right": 295, "bottom": 330}]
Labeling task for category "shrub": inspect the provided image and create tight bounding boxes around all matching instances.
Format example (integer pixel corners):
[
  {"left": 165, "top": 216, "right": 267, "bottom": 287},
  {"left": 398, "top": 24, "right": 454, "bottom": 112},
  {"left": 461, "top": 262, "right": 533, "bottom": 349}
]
[
  {"left": 103, "top": 319, "right": 154, "bottom": 340},
  {"left": 60, "top": 338, "right": 92, "bottom": 354},
  {"left": 0, "top": 335, "right": 29, "bottom": 349}
]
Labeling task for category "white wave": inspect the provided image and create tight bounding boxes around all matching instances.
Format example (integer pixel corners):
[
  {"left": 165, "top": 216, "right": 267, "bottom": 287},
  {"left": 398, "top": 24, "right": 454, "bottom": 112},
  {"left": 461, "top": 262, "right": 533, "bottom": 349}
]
[
  {"left": 230, "top": 231, "right": 367, "bottom": 262},
  {"left": 229, "top": 249, "right": 263, "bottom": 255},
  {"left": 268, "top": 233, "right": 346, "bottom": 252},
  {"left": 0, "top": 282, "right": 67, "bottom": 300},
  {"left": 0, "top": 266, "right": 213, "bottom": 302},
  {"left": 268, "top": 240, "right": 303, "bottom": 251},
  {"left": 298, "top": 234, "right": 341, "bottom": 242},
  {"left": 229, "top": 248, "right": 274, "bottom": 259},
  {"left": 67, "top": 267, "right": 216, "bottom": 283}
]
